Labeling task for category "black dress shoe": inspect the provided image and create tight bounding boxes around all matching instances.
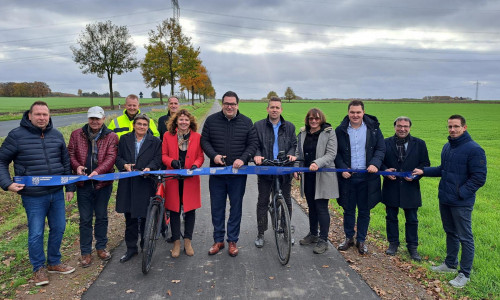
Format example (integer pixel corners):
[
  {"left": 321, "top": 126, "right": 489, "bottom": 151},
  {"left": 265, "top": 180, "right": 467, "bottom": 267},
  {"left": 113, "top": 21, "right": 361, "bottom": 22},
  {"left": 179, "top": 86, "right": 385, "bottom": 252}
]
[
  {"left": 120, "top": 251, "right": 138, "bottom": 263},
  {"left": 337, "top": 237, "right": 355, "bottom": 251},
  {"left": 408, "top": 247, "right": 422, "bottom": 262},
  {"left": 385, "top": 243, "right": 398, "bottom": 256},
  {"left": 356, "top": 241, "right": 368, "bottom": 255}
]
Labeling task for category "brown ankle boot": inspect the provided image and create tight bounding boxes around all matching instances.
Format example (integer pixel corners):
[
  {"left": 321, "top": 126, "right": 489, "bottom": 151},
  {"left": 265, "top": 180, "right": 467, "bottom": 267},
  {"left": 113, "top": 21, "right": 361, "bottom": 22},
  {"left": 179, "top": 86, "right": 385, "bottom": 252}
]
[
  {"left": 184, "top": 238, "right": 194, "bottom": 256},
  {"left": 171, "top": 240, "right": 181, "bottom": 258}
]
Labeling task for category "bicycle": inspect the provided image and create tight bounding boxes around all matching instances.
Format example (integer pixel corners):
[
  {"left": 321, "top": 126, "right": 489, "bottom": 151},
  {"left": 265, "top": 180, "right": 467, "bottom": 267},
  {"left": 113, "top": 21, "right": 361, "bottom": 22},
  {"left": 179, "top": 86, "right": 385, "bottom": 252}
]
[
  {"left": 259, "top": 153, "right": 298, "bottom": 265},
  {"left": 142, "top": 173, "right": 180, "bottom": 274}
]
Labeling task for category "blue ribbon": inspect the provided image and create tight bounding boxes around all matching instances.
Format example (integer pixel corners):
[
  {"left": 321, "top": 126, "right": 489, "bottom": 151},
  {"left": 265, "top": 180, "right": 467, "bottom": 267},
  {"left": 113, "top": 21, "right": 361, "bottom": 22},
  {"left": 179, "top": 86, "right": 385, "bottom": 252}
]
[{"left": 13, "top": 166, "right": 415, "bottom": 187}]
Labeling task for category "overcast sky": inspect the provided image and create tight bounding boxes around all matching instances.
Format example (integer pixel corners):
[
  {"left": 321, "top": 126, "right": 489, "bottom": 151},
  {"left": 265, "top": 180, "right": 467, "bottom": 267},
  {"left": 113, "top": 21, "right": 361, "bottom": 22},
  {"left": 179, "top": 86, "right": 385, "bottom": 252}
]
[{"left": 2, "top": 0, "right": 500, "bottom": 100}]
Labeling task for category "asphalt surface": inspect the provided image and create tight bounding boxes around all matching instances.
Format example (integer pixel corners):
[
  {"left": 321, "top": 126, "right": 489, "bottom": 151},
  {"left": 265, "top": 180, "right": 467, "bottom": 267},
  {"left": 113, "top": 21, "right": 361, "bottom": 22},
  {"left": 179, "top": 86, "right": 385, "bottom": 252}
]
[
  {"left": 82, "top": 102, "right": 378, "bottom": 300},
  {"left": 0, "top": 105, "right": 167, "bottom": 137}
]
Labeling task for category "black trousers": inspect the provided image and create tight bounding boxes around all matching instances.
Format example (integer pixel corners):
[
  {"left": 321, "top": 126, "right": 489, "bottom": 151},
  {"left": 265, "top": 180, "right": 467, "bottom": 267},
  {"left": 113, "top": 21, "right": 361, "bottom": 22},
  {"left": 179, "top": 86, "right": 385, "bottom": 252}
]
[
  {"left": 124, "top": 212, "right": 145, "bottom": 252},
  {"left": 256, "top": 175, "right": 292, "bottom": 234},
  {"left": 304, "top": 173, "right": 330, "bottom": 240},
  {"left": 385, "top": 206, "right": 418, "bottom": 247}
]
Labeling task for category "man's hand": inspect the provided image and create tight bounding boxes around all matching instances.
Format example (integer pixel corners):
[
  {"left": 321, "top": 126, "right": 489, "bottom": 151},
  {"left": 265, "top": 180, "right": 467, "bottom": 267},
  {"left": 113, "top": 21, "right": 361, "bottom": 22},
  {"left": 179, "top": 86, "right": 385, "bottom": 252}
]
[
  {"left": 412, "top": 168, "right": 423, "bottom": 176},
  {"left": 342, "top": 171, "right": 351, "bottom": 179},
  {"left": 287, "top": 155, "right": 297, "bottom": 162},
  {"left": 124, "top": 164, "right": 134, "bottom": 172},
  {"left": 214, "top": 155, "right": 226, "bottom": 166},
  {"left": 143, "top": 168, "right": 151, "bottom": 172},
  {"left": 367, "top": 165, "right": 378, "bottom": 173},
  {"left": 254, "top": 156, "right": 264, "bottom": 165},
  {"left": 76, "top": 166, "right": 87, "bottom": 175},
  {"left": 88, "top": 171, "right": 98, "bottom": 178},
  {"left": 233, "top": 159, "right": 244, "bottom": 169},
  {"left": 293, "top": 172, "right": 301, "bottom": 180},
  {"left": 385, "top": 168, "right": 396, "bottom": 180},
  {"left": 8, "top": 183, "right": 25, "bottom": 193},
  {"left": 309, "top": 162, "right": 319, "bottom": 171},
  {"left": 66, "top": 192, "right": 74, "bottom": 202}
]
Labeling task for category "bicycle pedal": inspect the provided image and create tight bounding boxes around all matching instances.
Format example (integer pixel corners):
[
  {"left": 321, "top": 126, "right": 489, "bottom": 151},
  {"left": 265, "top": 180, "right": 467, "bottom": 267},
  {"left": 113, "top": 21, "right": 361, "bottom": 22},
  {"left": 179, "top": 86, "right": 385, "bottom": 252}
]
[{"left": 291, "top": 238, "right": 295, "bottom": 246}]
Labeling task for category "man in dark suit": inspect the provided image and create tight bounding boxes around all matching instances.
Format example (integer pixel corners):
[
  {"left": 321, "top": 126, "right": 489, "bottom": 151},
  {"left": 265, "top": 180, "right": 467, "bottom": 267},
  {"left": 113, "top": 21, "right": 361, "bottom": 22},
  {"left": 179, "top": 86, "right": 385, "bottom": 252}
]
[{"left": 381, "top": 116, "right": 430, "bottom": 261}]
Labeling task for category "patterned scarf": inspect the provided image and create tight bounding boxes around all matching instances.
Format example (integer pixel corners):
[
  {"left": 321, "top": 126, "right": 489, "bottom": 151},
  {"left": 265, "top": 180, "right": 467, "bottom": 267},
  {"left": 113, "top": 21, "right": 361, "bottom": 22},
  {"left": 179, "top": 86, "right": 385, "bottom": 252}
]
[
  {"left": 177, "top": 130, "right": 190, "bottom": 151},
  {"left": 86, "top": 127, "right": 101, "bottom": 168},
  {"left": 395, "top": 133, "right": 410, "bottom": 163}
]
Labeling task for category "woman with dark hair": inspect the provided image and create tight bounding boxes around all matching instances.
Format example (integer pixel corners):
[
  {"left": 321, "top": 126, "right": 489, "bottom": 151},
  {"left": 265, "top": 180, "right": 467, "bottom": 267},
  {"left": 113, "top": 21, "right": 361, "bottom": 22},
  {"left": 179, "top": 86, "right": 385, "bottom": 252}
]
[
  {"left": 115, "top": 114, "right": 162, "bottom": 263},
  {"left": 294, "top": 108, "right": 339, "bottom": 254},
  {"left": 162, "top": 109, "right": 204, "bottom": 257}
]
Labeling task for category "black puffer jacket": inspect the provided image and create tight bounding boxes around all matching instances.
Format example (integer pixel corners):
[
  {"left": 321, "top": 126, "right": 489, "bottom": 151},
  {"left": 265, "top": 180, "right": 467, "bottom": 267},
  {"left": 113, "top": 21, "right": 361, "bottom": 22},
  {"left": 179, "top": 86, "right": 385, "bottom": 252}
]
[
  {"left": 201, "top": 110, "right": 258, "bottom": 167},
  {"left": 335, "top": 114, "right": 385, "bottom": 209},
  {"left": 254, "top": 115, "right": 296, "bottom": 159},
  {"left": 0, "top": 111, "right": 75, "bottom": 196}
]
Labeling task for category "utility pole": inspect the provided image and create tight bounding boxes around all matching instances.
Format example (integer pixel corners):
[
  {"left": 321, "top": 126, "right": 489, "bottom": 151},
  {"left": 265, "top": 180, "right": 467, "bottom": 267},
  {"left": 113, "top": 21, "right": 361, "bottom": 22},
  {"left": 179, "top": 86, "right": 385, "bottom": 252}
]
[
  {"left": 172, "top": 0, "right": 180, "bottom": 20},
  {"left": 474, "top": 80, "right": 481, "bottom": 101}
]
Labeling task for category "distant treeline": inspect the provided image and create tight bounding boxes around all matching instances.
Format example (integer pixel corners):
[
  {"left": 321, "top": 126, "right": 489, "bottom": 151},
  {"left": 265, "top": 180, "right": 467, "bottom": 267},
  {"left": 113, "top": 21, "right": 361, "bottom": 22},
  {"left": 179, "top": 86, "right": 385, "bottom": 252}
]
[
  {"left": 0, "top": 82, "right": 51, "bottom": 97},
  {"left": 77, "top": 90, "right": 121, "bottom": 98}
]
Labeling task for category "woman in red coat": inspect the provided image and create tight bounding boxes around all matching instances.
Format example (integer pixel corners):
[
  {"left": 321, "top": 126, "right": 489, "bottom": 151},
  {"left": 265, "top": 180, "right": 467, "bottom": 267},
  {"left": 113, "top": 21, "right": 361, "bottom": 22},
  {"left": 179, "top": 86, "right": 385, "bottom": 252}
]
[{"left": 162, "top": 109, "right": 204, "bottom": 257}]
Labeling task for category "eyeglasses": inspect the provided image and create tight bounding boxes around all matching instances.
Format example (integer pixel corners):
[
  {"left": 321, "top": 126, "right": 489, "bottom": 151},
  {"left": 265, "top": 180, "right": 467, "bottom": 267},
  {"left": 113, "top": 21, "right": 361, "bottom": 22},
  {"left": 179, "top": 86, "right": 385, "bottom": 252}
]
[
  {"left": 308, "top": 117, "right": 320, "bottom": 121},
  {"left": 395, "top": 125, "right": 410, "bottom": 129},
  {"left": 222, "top": 102, "right": 238, "bottom": 107},
  {"left": 448, "top": 125, "right": 462, "bottom": 129}
]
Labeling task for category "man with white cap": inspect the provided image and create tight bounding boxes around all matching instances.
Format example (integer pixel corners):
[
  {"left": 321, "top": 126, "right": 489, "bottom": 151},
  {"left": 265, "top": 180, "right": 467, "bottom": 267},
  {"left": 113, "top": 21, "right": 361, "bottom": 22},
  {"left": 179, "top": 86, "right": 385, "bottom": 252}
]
[{"left": 68, "top": 106, "right": 119, "bottom": 268}]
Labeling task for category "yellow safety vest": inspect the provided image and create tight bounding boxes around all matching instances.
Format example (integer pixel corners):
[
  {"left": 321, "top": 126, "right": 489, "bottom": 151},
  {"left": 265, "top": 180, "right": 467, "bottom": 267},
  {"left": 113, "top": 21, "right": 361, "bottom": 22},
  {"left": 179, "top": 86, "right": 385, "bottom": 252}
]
[{"left": 108, "top": 109, "right": 160, "bottom": 139}]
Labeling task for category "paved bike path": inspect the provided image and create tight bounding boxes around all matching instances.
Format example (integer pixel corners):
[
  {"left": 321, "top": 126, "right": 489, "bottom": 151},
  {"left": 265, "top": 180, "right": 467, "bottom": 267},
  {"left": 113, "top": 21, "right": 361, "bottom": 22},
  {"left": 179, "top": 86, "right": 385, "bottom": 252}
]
[{"left": 83, "top": 102, "right": 378, "bottom": 299}]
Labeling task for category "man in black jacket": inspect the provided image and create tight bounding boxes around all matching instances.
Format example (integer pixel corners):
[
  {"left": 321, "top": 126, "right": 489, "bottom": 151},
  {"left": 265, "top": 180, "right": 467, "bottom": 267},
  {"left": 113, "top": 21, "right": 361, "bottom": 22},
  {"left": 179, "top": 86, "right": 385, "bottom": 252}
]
[
  {"left": 0, "top": 101, "right": 76, "bottom": 286},
  {"left": 335, "top": 100, "right": 385, "bottom": 255},
  {"left": 157, "top": 96, "right": 180, "bottom": 141},
  {"left": 253, "top": 97, "right": 297, "bottom": 248},
  {"left": 381, "top": 116, "right": 430, "bottom": 261},
  {"left": 201, "top": 91, "right": 258, "bottom": 257}
]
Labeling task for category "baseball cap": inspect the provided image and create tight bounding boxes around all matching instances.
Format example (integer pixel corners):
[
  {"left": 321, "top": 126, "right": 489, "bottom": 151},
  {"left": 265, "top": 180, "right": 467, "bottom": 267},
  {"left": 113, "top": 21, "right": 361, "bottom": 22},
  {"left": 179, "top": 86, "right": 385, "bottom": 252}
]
[{"left": 87, "top": 106, "right": 105, "bottom": 119}]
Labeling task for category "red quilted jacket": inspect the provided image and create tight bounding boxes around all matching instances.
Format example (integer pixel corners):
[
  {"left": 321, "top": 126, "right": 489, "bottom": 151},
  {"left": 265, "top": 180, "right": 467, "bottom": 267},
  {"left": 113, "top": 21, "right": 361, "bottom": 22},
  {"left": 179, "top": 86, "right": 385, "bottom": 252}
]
[{"left": 68, "top": 124, "right": 118, "bottom": 189}]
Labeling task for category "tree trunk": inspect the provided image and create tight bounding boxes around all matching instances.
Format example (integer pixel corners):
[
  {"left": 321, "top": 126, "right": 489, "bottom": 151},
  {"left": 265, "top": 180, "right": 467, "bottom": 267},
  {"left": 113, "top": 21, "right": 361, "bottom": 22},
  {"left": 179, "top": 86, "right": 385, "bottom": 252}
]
[
  {"left": 191, "top": 86, "right": 195, "bottom": 106},
  {"left": 159, "top": 85, "right": 164, "bottom": 105},
  {"left": 107, "top": 72, "right": 114, "bottom": 109}
]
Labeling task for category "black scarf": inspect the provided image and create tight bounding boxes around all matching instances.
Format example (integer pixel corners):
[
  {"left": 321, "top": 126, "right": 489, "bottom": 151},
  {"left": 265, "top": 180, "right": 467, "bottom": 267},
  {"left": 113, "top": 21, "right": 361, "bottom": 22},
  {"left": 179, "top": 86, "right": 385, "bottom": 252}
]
[
  {"left": 395, "top": 133, "right": 410, "bottom": 162},
  {"left": 87, "top": 127, "right": 101, "bottom": 168}
]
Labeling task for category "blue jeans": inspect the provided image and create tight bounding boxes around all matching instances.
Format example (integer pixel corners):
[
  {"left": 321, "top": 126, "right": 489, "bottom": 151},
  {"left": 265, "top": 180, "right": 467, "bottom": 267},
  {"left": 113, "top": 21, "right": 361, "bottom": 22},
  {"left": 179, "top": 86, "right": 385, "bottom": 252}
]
[
  {"left": 21, "top": 189, "right": 66, "bottom": 272},
  {"left": 209, "top": 175, "right": 247, "bottom": 243},
  {"left": 440, "top": 204, "right": 474, "bottom": 277},
  {"left": 77, "top": 183, "right": 112, "bottom": 255},
  {"left": 343, "top": 174, "right": 370, "bottom": 243},
  {"left": 385, "top": 206, "right": 418, "bottom": 247}
]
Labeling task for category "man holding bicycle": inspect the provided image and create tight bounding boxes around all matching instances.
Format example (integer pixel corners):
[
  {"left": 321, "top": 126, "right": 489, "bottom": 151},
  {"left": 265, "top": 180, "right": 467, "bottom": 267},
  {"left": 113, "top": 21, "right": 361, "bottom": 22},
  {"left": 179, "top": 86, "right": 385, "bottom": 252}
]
[{"left": 253, "top": 97, "right": 297, "bottom": 248}]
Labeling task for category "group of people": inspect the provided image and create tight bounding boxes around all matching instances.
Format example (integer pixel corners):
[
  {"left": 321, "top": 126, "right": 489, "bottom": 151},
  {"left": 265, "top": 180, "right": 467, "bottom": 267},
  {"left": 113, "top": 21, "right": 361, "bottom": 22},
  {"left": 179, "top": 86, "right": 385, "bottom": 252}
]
[{"left": 0, "top": 92, "right": 486, "bottom": 289}]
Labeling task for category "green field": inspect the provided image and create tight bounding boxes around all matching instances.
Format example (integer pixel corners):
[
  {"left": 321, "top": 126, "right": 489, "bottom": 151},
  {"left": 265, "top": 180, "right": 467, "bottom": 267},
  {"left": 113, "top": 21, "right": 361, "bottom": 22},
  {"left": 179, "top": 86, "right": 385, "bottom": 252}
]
[{"left": 240, "top": 101, "right": 499, "bottom": 299}]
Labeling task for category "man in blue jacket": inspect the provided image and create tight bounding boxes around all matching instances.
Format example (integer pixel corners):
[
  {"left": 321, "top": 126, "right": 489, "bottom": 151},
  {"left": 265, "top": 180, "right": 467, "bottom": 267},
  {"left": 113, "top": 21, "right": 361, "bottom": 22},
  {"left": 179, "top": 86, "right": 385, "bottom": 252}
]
[
  {"left": 0, "top": 101, "right": 76, "bottom": 286},
  {"left": 413, "top": 115, "right": 487, "bottom": 288}
]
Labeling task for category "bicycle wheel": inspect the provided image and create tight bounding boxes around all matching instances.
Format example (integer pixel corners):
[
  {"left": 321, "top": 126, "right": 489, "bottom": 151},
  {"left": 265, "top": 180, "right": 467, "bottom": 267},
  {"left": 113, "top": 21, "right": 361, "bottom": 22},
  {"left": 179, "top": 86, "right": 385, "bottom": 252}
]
[
  {"left": 142, "top": 202, "right": 160, "bottom": 274},
  {"left": 273, "top": 196, "right": 291, "bottom": 265}
]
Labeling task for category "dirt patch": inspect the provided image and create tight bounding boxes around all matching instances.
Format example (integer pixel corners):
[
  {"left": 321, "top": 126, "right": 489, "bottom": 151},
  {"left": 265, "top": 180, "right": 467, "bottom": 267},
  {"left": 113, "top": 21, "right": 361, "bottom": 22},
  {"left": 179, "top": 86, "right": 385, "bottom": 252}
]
[{"left": 292, "top": 187, "right": 449, "bottom": 300}]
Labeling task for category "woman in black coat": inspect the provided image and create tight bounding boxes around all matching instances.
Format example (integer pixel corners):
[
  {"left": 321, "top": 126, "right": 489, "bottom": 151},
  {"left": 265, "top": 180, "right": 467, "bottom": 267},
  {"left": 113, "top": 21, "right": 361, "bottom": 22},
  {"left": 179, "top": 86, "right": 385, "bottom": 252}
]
[{"left": 115, "top": 114, "right": 162, "bottom": 263}]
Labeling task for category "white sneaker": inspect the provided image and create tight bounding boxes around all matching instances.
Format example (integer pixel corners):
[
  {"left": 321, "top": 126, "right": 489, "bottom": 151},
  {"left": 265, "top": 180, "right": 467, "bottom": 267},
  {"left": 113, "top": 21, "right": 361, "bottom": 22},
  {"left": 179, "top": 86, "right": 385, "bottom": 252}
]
[
  {"left": 449, "top": 273, "right": 470, "bottom": 288},
  {"left": 431, "top": 263, "right": 458, "bottom": 273}
]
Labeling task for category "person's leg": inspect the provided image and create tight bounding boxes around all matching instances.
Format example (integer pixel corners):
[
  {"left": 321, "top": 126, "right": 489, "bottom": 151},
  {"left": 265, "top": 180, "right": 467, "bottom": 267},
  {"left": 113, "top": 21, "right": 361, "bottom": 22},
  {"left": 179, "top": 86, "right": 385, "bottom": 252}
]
[
  {"left": 124, "top": 212, "right": 139, "bottom": 252},
  {"left": 385, "top": 206, "right": 400, "bottom": 246},
  {"left": 226, "top": 175, "right": 247, "bottom": 242},
  {"left": 343, "top": 180, "right": 357, "bottom": 239},
  {"left": 77, "top": 185, "right": 94, "bottom": 255},
  {"left": 183, "top": 210, "right": 196, "bottom": 240},
  {"left": 304, "top": 174, "right": 319, "bottom": 235},
  {"left": 46, "top": 190, "right": 66, "bottom": 266},
  {"left": 280, "top": 175, "right": 293, "bottom": 219},
  {"left": 209, "top": 175, "right": 227, "bottom": 242},
  {"left": 316, "top": 199, "right": 330, "bottom": 241},
  {"left": 94, "top": 184, "right": 112, "bottom": 251},
  {"left": 404, "top": 208, "right": 419, "bottom": 248},
  {"left": 256, "top": 176, "right": 273, "bottom": 234},
  {"left": 170, "top": 210, "right": 182, "bottom": 241},
  {"left": 21, "top": 194, "right": 50, "bottom": 272},
  {"left": 450, "top": 206, "right": 474, "bottom": 277},
  {"left": 439, "top": 204, "right": 459, "bottom": 269},
  {"left": 355, "top": 178, "right": 370, "bottom": 243}
]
